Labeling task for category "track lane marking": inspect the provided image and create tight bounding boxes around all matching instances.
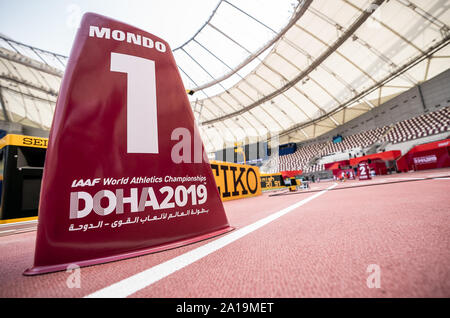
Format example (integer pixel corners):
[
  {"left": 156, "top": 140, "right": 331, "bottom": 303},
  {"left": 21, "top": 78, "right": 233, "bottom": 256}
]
[
  {"left": 0, "top": 220, "right": 38, "bottom": 228},
  {"left": 85, "top": 183, "right": 338, "bottom": 298},
  {"left": 0, "top": 217, "right": 38, "bottom": 225},
  {"left": 389, "top": 177, "right": 425, "bottom": 180}
]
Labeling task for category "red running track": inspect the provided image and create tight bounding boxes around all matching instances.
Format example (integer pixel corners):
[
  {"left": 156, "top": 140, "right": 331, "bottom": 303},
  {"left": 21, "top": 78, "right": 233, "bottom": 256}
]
[{"left": 0, "top": 169, "right": 449, "bottom": 297}]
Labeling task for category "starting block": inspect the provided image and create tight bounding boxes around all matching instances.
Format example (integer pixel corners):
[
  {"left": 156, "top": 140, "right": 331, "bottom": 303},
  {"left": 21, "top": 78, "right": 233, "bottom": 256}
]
[{"left": 288, "top": 177, "right": 298, "bottom": 192}]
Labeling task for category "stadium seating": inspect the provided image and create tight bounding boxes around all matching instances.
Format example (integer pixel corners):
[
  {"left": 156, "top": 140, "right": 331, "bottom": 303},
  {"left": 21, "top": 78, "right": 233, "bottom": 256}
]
[
  {"left": 319, "top": 127, "right": 390, "bottom": 155},
  {"left": 278, "top": 142, "right": 328, "bottom": 172},
  {"left": 382, "top": 107, "right": 450, "bottom": 144},
  {"left": 272, "top": 106, "right": 450, "bottom": 174}
]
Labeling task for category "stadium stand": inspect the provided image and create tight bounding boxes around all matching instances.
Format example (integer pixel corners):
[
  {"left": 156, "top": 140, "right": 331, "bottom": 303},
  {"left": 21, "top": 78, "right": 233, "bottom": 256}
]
[
  {"left": 278, "top": 141, "right": 327, "bottom": 172},
  {"left": 272, "top": 106, "right": 450, "bottom": 175},
  {"left": 382, "top": 107, "right": 450, "bottom": 144},
  {"left": 319, "top": 126, "right": 390, "bottom": 156}
]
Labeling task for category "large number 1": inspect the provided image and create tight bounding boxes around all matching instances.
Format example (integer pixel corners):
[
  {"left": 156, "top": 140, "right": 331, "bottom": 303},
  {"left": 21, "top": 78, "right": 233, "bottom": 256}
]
[{"left": 110, "top": 52, "right": 159, "bottom": 154}]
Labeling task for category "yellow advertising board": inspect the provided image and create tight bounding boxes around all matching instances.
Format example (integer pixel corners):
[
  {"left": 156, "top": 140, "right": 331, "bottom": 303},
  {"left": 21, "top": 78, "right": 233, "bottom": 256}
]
[
  {"left": 210, "top": 160, "right": 262, "bottom": 201},
  {"left": 0, "top": 134, "right": 48, "bottom": 150}
]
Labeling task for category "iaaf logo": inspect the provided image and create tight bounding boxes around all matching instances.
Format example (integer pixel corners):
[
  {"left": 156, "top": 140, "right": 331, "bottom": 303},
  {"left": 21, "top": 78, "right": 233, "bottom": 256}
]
[{"left": 72, "top": 178, "right": 101, "bottom": 187}]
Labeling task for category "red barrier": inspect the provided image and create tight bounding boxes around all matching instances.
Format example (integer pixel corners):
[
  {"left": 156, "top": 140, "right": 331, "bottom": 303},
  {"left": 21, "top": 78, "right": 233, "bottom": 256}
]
[
  {"left": 396, "top": 155, "right": 409, "bottom": 172},
  {"left": 368, "top": 160, "right": 387, "bottom": 175},
  {"left": 408, "top": 139, "right": 450, "bottom": 153},
  {"left": 324, "top": 160, "right": 349, "bottom": 171},
  {"left": 406, "top": 139, "right": 450, "bottom": 171},
  {"left": 349, "top": 150, "right": 401, "bottom": 166},
  {"left": 280, "top": 170, "right": 303, "bottom": 178}
]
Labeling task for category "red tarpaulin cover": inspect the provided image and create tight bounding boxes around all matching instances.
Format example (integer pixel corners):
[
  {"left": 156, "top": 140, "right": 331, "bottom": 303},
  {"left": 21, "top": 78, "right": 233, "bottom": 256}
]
[
  {"left": 405, "top": 139, "right": 450, "bottom": 171},
  {"left": 368, "top": 161, "right": 388, "bottom": 175},
  {"left": 280, "top": 170, "right": 303, "bottom": 178},
  {"left": 349, "top": 150, "right": 402, "bottom": 166},
  {"left": 325, "top": 160, "right": 350, "bottom": 171},
  {"left": 408, "top": 139, "right": 450, "bottom": 153},
  {"left": 396, "top": 154, "right": 409, "bottom": 172}
]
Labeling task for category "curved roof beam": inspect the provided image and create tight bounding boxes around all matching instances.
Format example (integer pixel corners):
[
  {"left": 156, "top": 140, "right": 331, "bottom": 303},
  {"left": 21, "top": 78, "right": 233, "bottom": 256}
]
[
  {"left": 307, "top": 5, "right": 419, "bottom": 85},
  {"left": 235, "top": 75, "right": 291, "bottom": 125},
  {"left": 275, "top": 36, "right": 449, "bottom": 140},
  {"left": 234, "top": 85, "right": 285, "bottom": 131},
  {"left": 215, "top": 94, "right": 263, "bottom": 134},
  {"left": 395, "top": 0, "right": 450, "bottom": 31},
  {"left": 350, "top": 35, "right": 418, "bottom": 85},
  {"left": 3, "top": 53, "right": 53, "bottom": 90},
  {"left": 256, "top": 55, "right": 330, "bottom": 116},
  {"left": 191, "top": 37, "right": 273, "bottom": 134},
  {"left": 204, "top": 95, "right": 253, "bottom": 135},
  {"left": 180, "top": 47, "right": 217, "bottom": 81},
  {"left": 0, "top": 87, "right": 11, "bottom": 121},
  {"left": 192, "top": 39, "right": 273, "bottom": 134},
  {"left": 218, "top": 89, "right": 271, "bottom": 134},
  {"left": 341, "top": 0, "right": 424, "bottom": 54},
  {"left": 172, "top": 0, "right": 224, "bottom": 51},
  {"left": 252, "top": 71, "right": 314, "bottom": 122},
  {"left": 201, "top": 0, "right": 385, "bottom": 126},
  {"left": 0, "top": 72, "right": 57, "bottom": 97},
  {"left": 293, "top": 23, "right": 377, "bottom": 84},
  {"left": 189, "top": 37, "right": 281, "bottom": 134},
  {"left": 223, "top": 0, "right": 278, "bottom": 34},
  {"left": 0, "top": 48, "right": 63, "bottom": 78},
  {"left": 193, "top": 39, "right": 233, "bottom": 72},
  {"left": 206, "top": 97, "right": 245, "bottom": 140},
  {"left": 0, "top": 35, "right": 68, "bottom": 68},
  {"left": 272, "top": 42, "right": 347, "bottom": 106},
  {"left": 180, "top": 46, "right": 230, "bottom": 93},
  {"left": 191, "top": 0, "right": 313, "bottom": 91},
  {"left": 193, "top": 88, "right": 250, "bottom": 143},
  {"left": 0, "top": 59, "right": 49, "bottom": 129},
  {"left": 177, "top": 64, "right": 199, "bottom": 90},
  {"left": 0, "top": 85, "right": 56, "bottom": 104},
  {"left": 198, "top": 125, "right": 215, "bottom": 153}
]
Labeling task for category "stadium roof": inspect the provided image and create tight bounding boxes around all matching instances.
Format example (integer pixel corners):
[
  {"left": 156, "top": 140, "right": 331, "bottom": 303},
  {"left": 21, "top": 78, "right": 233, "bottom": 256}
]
[{"left": 0, "top": 0, "right": 449, "bottom": 153}]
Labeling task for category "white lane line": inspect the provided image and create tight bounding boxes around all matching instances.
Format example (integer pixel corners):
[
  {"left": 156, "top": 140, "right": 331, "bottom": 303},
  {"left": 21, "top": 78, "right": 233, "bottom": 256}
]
[
  {"left": 0, "top": 230, "right": 16, "bottom": 234},
  {"left": 85, "top": 183, "right": 338, "bottom": 298},
  {"left": 389, "top": 177, "right": 426, "bottom": 180},
  {"left": 0, "top": 220, "right": 38, "bottom": 228},
  {"left": 390, "top": 176, "right": 450, "bottom": 181}
]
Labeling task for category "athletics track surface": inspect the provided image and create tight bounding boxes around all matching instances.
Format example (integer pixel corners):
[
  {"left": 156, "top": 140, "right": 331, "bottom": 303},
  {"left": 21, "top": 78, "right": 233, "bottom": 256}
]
[{"left": 0, "top": 168, "right": 449, "bottom": 298}]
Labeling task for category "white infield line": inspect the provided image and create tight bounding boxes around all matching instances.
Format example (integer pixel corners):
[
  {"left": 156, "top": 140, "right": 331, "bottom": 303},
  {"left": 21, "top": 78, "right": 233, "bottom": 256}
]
[
  {"left": 0, "top": 220, "right": 38, "bottom": 228},
  {"left": 389, "top": 177, "right": 426, "bottom": 180},
  {"left": 85, "top": 183, "right": 338, "bottom": 298}
]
